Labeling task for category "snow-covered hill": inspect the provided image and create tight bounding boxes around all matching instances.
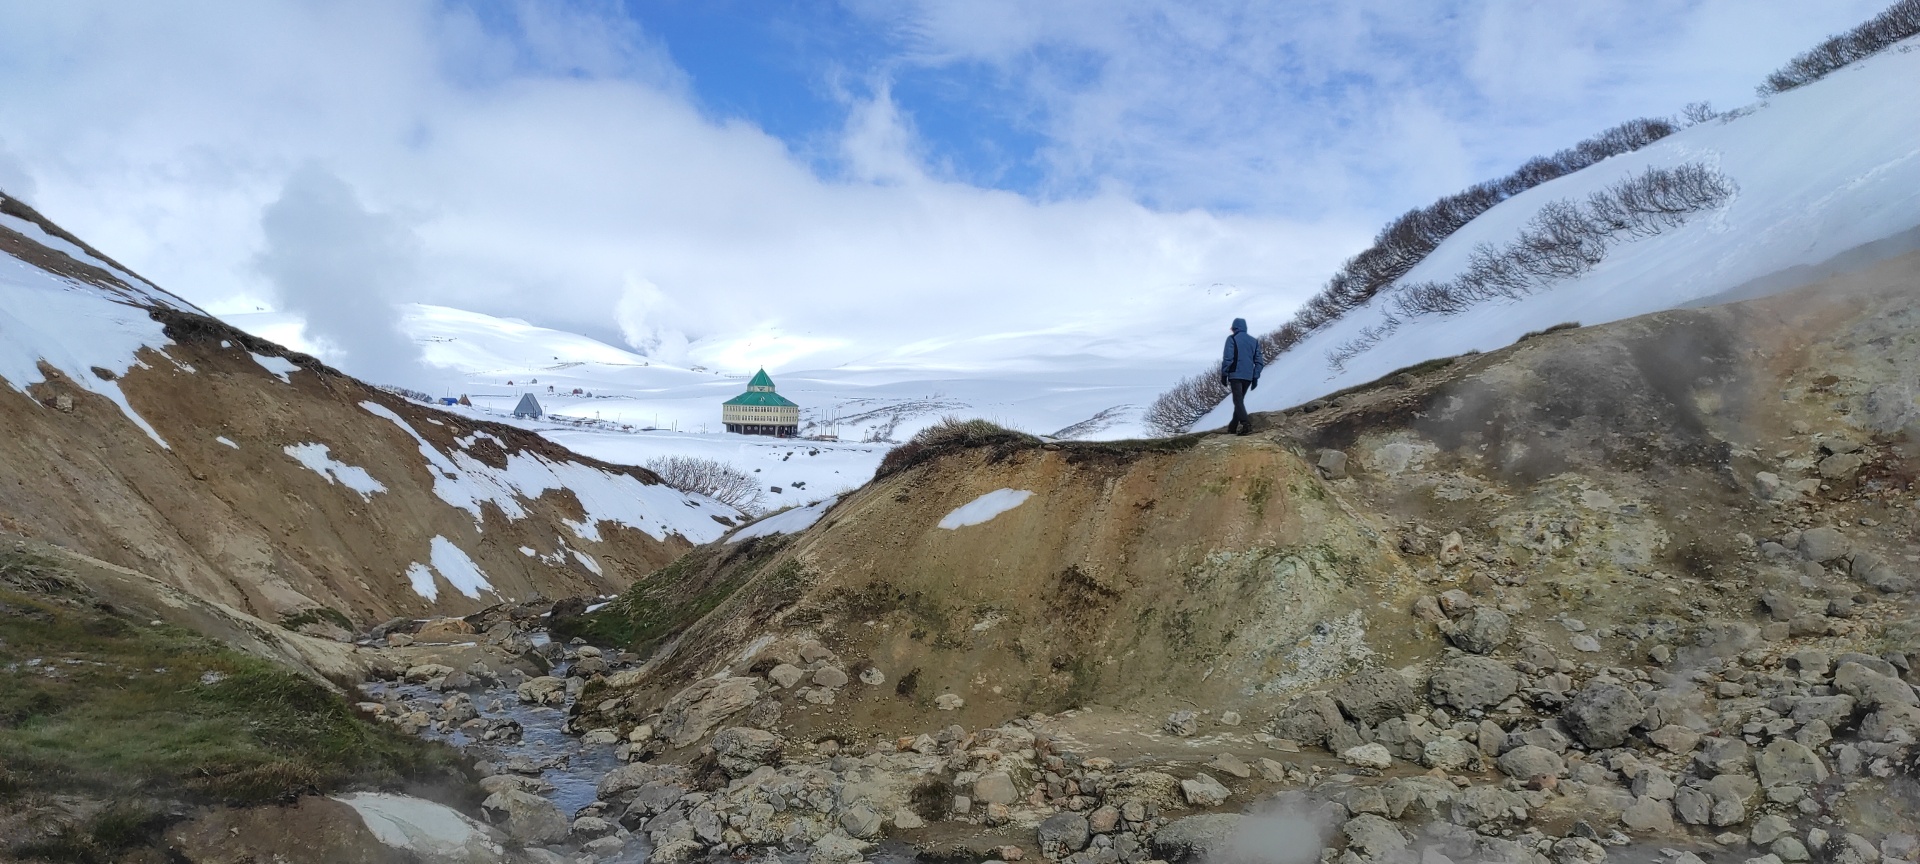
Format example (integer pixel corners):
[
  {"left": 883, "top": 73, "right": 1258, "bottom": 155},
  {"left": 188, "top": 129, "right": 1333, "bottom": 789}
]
[
  {"left": 0, "top": 194, "right": 740, "bottom": 619},
  {"left": 223, "top": 303, "right": 1175, "bottom": 506},
  {"left": 1203, "top": 35, "right": 1920, "bottom": 428}
]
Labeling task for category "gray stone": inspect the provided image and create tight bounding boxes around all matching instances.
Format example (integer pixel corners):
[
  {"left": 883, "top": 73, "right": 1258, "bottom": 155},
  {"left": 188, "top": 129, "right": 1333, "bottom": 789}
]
[
  {"left": 1446, "top": 606, "right": 1512, "bottom": 655},
  {"left": 1496, "top": 745, "right": 1566, "bottom": 781},
  {"left": 1152, "top": 814, "right": 1243, "bottom": 863},
  {"left": 1180, "top": 772, "right": 1232, "bottom": 807},
  {"left": 1788, "top": 695, "right": 1857, "bottom": 728},
  {"left": 1858, "top": 703, "right": 1920, "bottom": 743},
  {"left": 974, "top": 772, "right": 1019, "bottom": 805},
  {"left": 1165, "top": 710, "right": 1199, "bottom": 737},
  {"left": 515, "top": 676, "right": 568, "bottom": 706},
  {"left": 657, "top": 676, "right": 761, "bottom": 748},
  {"left": 1339, "top": 743, "right": 1393, "bottom": 770},
  {"left": 1552, "top": 837, "right": 1607, "bottom": 864},
  {"left": 1562, "top": 683, "right": 1645, "bottom": 749},
  {"left": 481, "top": 789, "right": 569, "bottom": 846},
  {"left": 1087, "top": 806, "right": 1121, "bottom": 834},
  {"left": 1695, "top": 737, "right": 1750, "bottom": 777},
  {"left": 1428, "top": 656, "right": 1520, "bottom": 711},
  {"left": 838, "top": 804, "right": 883, "bottom": 839},
  {"left": 1754, "top": 739, "right": 1827, "bottom": 787},
  {"left": 1420, "top": 737, "right": 1481, "bottom": 773},
  {"left": 711, "top": 726, "right": 784, "bottom": 777},
  {"left": 807, "top": 830, "right": 873, "bottom": 864},
  {"left": 1750, "top": 814, "right": 1794, "bottom": 845},
  {"left": 1206, "top": 752, "right": 1252, "bottom": 778},
  {"left": 1318, "top": 449, "right": 1349, "bottom": 479},
  {"left": 1649, "top": 724, "right": 1701, "bottom": 755},
  {"left": 812, "top": 666, "right": 849, "bottom": 689},
  {"left": 1834, "top": 661, "right": 1918, "bottom": 708},
  {"left": 1268, "top": 693, "right": 1346, "bottom": 747},
  {"left": 1703, "top": 774, "right": 1758, "bottom": 827},
  {"left": 1038, "top": 812, "right": 1092, "bottom": 854},
  {"left": 652, "top": 839, "right": 706, "bottom": 864},
  {"left": 768, "top": 663, "right": 804, "bottom": 688},
  {"left": 1799, "top": 527, "right": 1850, "bottom": 563},
  {"left": 1342, "top": 814, "right": 1409, "bottom": 861},
  {"left": 1621, "top": 796, "right": 1673, "bottom": 833},
  {"left": 1332, "top": 668, "right": 1421, "bottom": 726}
]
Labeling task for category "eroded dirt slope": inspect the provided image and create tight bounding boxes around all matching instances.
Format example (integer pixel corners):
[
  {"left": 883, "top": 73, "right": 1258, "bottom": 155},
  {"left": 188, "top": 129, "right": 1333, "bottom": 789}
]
[{"left": 0, "top": 196, "right": 738, "bottom": 628}]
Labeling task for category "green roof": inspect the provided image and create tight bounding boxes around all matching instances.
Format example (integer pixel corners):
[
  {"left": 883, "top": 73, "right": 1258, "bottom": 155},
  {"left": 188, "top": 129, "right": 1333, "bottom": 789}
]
[
  {"left": 724, "top": 390, "right": 798, "bottom": 408},
  {"left": 746, "top": 369, "right": 776, "bottom": 389}
]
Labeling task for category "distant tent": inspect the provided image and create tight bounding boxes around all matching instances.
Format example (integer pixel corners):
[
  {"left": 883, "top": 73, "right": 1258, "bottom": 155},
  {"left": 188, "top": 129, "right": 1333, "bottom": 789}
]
[
  {"left": 457, "top": 394, "right": 472, "bottom": 406},
  {"left": 513, "top": 393, "right": 543, "bottom": 419}
]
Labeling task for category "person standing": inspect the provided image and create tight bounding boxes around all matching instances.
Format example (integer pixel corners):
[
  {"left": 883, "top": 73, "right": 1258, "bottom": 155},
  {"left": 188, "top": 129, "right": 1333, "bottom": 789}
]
[{"left": 1221, "top": 318, "right": 1264, "bottom": 435}]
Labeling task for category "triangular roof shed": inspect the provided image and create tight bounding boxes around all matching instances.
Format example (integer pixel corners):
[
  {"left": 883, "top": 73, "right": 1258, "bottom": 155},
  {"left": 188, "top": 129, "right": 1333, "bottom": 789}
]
[{"left": 513, "top": 393, "right": 543, "bottom": 418}]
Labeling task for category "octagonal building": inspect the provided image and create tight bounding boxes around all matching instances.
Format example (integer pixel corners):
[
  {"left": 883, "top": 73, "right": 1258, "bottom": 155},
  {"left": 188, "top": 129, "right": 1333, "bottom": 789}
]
[{"left": 722, "top": 369, "right": 800, "bottom": 437}]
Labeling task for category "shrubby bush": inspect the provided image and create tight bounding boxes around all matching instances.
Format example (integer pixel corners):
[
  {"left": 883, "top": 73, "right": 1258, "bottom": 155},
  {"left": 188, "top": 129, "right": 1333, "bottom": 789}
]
[
  {"left": 1323, "top": 163, "right": 1735, "bottom": 370},
  {"left": 645, "top": 456, "right": 766, "bottom": 514},
  {"left": 1759, "top": 0, "right": 1920, "bottom": 95}
]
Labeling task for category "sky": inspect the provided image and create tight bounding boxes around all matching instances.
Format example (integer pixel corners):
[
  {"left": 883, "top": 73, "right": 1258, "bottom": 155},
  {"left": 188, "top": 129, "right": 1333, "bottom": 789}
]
[{"left": 0, "top": 0, "right": 1891, "bottom": 385}]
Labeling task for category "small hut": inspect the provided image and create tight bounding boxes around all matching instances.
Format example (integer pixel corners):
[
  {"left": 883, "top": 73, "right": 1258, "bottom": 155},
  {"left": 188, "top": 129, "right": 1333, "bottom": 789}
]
[
  {"left": 722, "top": 369, "right": 799, "bottom": 437},
  {"left": 512, "top": 393, "right": 543, "bottom": 419}
]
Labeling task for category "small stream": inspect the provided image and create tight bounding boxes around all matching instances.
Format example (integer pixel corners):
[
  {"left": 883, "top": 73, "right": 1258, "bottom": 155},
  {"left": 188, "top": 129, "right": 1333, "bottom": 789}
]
[{"left": 361, "top": 633, "right": 649, "bottom": 862}]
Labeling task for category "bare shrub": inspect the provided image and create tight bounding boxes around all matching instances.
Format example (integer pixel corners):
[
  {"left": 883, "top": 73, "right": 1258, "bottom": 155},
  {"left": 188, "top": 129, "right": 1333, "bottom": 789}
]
[
  {"left": 645, "top": 456, "right": 766, "bottom": 514},
  {"left": 876, "top": 417, "right": 1039, "bottom": 477},
  {"left": 1759, "top": 0, "right": 1920, "bottom": 95},
  {"left": 1144, "top": 116, "right": 1683, "bottom": 434},
  {"left": 1143, "top": 372, "right": 1230, "bottom": 437}
]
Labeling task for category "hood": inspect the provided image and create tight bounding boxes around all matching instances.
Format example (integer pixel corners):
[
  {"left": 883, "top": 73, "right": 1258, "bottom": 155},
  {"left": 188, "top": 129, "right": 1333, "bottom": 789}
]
[{"left": 1231, "top": 318, "right": 1248, "bottom": 334}]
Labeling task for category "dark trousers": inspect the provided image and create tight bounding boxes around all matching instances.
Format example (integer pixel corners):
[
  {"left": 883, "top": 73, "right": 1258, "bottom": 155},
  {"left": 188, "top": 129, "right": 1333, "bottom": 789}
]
[{"left": 1229, "top": 379, "right": 1252, "bottom": 433}]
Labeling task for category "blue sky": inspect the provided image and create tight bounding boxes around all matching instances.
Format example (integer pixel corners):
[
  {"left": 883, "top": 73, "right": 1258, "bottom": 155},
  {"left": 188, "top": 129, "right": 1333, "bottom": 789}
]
[{"left": 0, "top": 0, "right": 1896, "bottom": 378}]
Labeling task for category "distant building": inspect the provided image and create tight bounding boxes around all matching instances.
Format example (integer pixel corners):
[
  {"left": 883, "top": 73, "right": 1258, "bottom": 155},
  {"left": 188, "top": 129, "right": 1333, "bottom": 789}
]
[
  {"left": 722, "top": 369, "right": 799, "bottom": 437},
  {"left": 513, "top": 393, "right": 543, "bottom": 419}
]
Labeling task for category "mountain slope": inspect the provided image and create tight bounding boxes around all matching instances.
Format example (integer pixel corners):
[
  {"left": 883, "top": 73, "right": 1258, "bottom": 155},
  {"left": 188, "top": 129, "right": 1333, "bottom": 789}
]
[
  {"left": 0, "top": 194, "right": 741, "bottom": 626},
  {"left": 1203, "top": 33, "right": 1920, "bottom": 428}
]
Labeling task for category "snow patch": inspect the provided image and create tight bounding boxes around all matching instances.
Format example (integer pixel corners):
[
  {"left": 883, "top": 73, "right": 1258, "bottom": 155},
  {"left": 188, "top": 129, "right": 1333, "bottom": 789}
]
[
  {"left": 728, "top": 496, "right": 838, "bottom": 543},
  {"left": 283, "top": 443, "right": 386, "bottom": 499},
  {"left": 938, "top": 489, "right": 1034, "bottom": 530},
  {"left": 0, "top": 254, "right": 172, "bottom": 448},
  {"left": 570, "top": 548, "right": 604, "bottom": 576},
  {"left": 429, "top": 536, "right": 493, "bottom": 600},
  {"left": 215, "top": 436, "right": 239, "bottom": 449},
  {"left": 359, "top": 399, "right": 738, "bottom": 542},
  {"left": 332, "top": 792, "right": 503, "bottom": 861},
  {"left": 249, "top": 352, "right": 299, "bottom": 383},
  {"left": 404, "top": 563, "right": 438, "bottom": 602}
]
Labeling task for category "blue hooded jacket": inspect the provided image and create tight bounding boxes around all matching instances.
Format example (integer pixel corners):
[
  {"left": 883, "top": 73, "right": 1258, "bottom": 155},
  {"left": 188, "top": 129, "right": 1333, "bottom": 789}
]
[{"left": 1222, "top": 318, "right": 1264, "bottom": 382}]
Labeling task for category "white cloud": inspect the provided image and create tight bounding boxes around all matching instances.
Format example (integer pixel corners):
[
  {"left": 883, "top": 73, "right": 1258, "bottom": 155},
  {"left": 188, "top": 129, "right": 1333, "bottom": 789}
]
[{"left": 0, "top": 0, "right": 1892, "bottom": 386}]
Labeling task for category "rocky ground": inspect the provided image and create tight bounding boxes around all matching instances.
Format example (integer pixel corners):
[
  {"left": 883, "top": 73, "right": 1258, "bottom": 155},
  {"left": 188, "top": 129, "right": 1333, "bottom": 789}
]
[{"left": 349, "top": 264, "right": 1920, "bottom": 864}]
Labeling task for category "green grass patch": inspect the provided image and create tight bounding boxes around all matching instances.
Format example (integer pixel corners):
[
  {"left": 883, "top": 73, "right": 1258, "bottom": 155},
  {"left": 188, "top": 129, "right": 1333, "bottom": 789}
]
[
  {"left": 560, "top": 537, "right": 794, "bottom": 655},
  {"left": 277, "top": 605, "right": 354, "bottom": 633},
  {"left": 0, "top": 553, "right": 466, "bottom": 813}
]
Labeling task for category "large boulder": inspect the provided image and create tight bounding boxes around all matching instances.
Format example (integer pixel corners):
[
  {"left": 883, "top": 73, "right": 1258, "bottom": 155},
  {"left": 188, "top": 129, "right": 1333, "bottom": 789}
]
[
  {"left": 1268, "top": 692, "right": 1347, "bottom": 747},
  {"left": 1754, "top": 739, "right": 1828, "bottom": 787},
  {"left": 1428, "top": 656, "right": 1520, "bottom": 710},
  {"left": 1341, "top": 815, "right": 1408, "bottom": 862},
  {"left": 1036, "top": 812, "right": 1092, "bottom": 856},
  {"left": 1496, "top": 745, "right": 1566, "bottom": 781},
  {"left": 711, "top": 727, "right": 784, "bottom": 777},
  {"left": 1445, "top": 607, "right": 1512, "bottom": 655},
  {"left": 1331, "top": 668, "right": 1420, "bottom": 726},
  {"left": 1834, "top": 661, "right": 1919, "bottom": 708},
  {"left": 656, "top": 677, "right": 762, "bottom": 748},
  {"left": 1562, "top": 683, "right": 1644, "bottom": 749},
  {"left": 514, "top": 676, "right": 567, "bottom": 706},
  {"left": 1798, "top": 527, "right": 1850, "bottom": 563},
  {"left": 1152, "top": 814, "right": 1243, "bottom": 863},
  {"left": 480, "top": 789, "right": 568, "bottom": 846}
]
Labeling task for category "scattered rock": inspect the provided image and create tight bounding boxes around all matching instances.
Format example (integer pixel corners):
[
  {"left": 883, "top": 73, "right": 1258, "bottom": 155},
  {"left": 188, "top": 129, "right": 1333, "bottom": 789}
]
[
  {"left": 768, "top": 664, "right": 804, "bottom": 688},
  {"left": 711, "top": 726, "right": 784, "bottom": 777},
  {"left": 1036, "top": 812, "right": 1092, "bottom": 855},
  {"left": 1798, "top": 527, "right": 1850, "bottom": 563},
  {"left": 1332, "top": 668, "right": 1420, "bottom": 726},
  {"left": 1152, "top": 814, "right": 1243, "bottom": 863},
  {"left": 1562, "top": 683, "right": 1644, "bottom": 749},
  {"left": 1180, "top": 773, "right": 1232, "bottom": 807},
  {"left": 1496, "top": 745, "right": 1566, "bottom": 781},
  {"left": 936, "top": 693, "right": 965, "bottom": 711},
  {"left": 480, "top": 789, "right": 569, "bottom": 846},
  {"left": 1445, "top": 606, "right": 1512, "bottom": 655},
  {"left": 1428, "top": 656, "right": 1520, "bottom": 710},
  {"left": 1340, "top": 743, "right": 1394, "bottom": 770},
  {"left": 975, "top": 772, "right": 1019, "bottom": 806}
]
